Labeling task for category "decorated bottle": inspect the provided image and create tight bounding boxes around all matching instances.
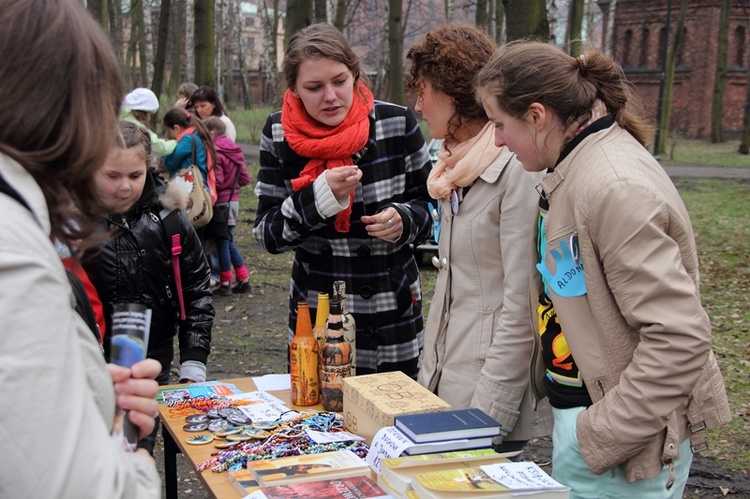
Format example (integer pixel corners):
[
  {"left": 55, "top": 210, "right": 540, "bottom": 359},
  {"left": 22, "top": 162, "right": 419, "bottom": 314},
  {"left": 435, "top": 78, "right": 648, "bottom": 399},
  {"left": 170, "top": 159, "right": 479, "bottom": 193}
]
[
  {"left": 289, "top": 301, "right": 319, "bottom": 406},
  {"left": 332, "top": 280, "right": 357, "bottom": 376},
  {"left": 312, "top": 292, "right": 330, "bottom": 352},
  {"left": 319, "top": 300, "right": 352, "bottom": 411}
]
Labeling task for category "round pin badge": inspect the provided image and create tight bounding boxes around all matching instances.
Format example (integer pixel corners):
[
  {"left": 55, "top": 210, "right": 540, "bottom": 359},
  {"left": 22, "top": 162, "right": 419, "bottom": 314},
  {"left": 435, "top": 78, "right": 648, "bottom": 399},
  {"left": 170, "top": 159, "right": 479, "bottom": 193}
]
[
  {"left": 213, "top": 440, "right": 238, "bottom": 449},
  {"left": 185, "top": 414, "right": 209, "bottom": 424},
  {"left": 186, "top": 434, "right": 214, "bottom": 445},
  {"left": 183, "top": 422, "right": 208, "bottom": 432},
  {"left": 207, "top": 419, "right": 231, "bottom": 432},
  {"left": 206, "top": 409, "right": 221, "bottom": 419}
]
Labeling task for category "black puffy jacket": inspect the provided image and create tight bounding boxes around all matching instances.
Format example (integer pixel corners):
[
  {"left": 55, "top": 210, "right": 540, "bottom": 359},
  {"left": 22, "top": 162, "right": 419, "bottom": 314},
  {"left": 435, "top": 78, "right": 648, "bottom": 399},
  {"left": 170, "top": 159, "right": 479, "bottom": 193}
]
[{"left": 83, "top": 172, "right": 213, "bottom": 374}]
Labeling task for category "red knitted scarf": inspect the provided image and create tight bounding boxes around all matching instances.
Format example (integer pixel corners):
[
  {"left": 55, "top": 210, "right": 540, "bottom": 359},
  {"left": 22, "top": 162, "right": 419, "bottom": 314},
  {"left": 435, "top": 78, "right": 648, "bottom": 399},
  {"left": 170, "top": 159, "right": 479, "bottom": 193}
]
[{"left": 282, "top": 81, "right": 373, "bottom": 232}]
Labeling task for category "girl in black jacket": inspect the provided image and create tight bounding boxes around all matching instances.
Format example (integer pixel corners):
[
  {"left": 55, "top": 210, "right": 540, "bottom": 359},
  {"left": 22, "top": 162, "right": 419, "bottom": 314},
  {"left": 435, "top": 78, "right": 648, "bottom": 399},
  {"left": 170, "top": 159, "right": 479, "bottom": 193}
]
[{"left": 83, "top": 121, "right": 213, "bottom": 385}]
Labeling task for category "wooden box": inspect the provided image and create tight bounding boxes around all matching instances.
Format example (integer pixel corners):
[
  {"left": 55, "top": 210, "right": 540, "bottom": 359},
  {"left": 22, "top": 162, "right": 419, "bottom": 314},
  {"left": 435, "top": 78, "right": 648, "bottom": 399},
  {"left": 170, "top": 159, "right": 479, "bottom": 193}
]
[{"left": 342, "top": 371, "right": 451, "bottom": 445}]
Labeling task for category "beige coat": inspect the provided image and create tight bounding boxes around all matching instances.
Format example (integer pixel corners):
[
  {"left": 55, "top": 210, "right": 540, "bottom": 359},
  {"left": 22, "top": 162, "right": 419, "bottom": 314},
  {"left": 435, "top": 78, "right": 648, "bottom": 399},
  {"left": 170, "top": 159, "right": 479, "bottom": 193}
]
[
  {"left": 419, "top": 147, "right": 552, "bottom": 443},
  {"left": 531, "top": 121, "right": 731, "bottom": 483}
]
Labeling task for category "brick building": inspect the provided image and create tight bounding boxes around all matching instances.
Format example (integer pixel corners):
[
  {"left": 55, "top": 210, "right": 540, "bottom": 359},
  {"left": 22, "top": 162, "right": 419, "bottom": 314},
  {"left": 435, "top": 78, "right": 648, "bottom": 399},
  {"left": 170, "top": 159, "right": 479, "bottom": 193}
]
[{"left": 603, "top": 0, "right": 750, "bottom": 139}]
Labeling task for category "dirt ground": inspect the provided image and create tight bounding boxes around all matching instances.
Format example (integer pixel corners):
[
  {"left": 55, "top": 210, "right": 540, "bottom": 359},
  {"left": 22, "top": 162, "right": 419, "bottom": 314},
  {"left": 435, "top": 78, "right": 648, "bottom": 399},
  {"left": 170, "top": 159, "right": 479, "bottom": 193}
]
[{"left": 155, "top": 203, "right": 750, "bottom": 498}]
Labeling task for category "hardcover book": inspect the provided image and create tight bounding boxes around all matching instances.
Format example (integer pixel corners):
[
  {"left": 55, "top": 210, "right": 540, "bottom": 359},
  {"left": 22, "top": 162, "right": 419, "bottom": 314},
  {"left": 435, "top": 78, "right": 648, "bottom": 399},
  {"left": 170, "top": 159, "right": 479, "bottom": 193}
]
[
  {"left": 247, "top": 449, "right": 370, "bottom": 487},
  {"left": 227, "top": 468, "right": 260, "bottom": 496},
  {"left": 411, "top": 462, "right": 570, "bottom": 498},
  {"left": 381, "top": 452, "right": 512, "bottom": 494},
  {"left": 403, "top": 436, "right": 494, "bottom": 456},
  {"left": 342, "top": 371, "right": 451, "bottom": 444},
  {"left": 244, "top": 475, "right": 390, "bottom": 499},
  {"left": 394, "top": 408, "right": 501, "bottom": 443}
]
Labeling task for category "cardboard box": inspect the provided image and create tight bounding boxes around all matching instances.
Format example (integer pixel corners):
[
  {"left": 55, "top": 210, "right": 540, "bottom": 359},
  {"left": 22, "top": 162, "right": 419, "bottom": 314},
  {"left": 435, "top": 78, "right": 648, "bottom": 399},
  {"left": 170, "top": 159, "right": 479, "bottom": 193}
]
[{"left": 342, "top": 371, "right": 451, "bottom": 444}]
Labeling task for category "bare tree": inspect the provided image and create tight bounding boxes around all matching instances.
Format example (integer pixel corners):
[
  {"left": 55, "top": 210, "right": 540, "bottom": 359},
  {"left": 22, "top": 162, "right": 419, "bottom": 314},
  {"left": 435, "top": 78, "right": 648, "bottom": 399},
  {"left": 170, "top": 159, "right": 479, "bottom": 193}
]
[
  {"left": 657, "top": 0, "right": 688, "bottom": 156},
  {"left": 495, "top": 0, "right": 505, "bottom": 43},
  {"left": 194, "top": 0, "right": 215, "bottom": 86},
  {"left": 388, "top": 0, "right": 405, "bottom": 105},
  {"left": 261, "top": 0, "right": 282, "bottom": 105},
  {"left": 711, "top": 0, "right": 731, "bottom": 143},
  {"left": 88, "top": 0, "right": 109, "bottom": 31},
  {"left": 313, "top": 0, "right": 327, "bottom": 22},
  {"left": 476, "top": 0, "right": 488, "bottom": 30},
  {"left": 604, "top": 0, "right": 617, "bottom": 56},
  {"left": 108, "top": 0, "right": 124, "bottom": 66},
  {"left": 286, "top": 0, "right": 312, "bottom": 47},
  {"left": 168, "top": 0, "right": 185, "bottom": 95},
  {"left": 186, "top": 0, "right": 195, "bottom": 84},
  {"left": 566, "top": 0, "right": 584, "bottom": 56},
  {"left": 234, "top": 0, "right": 252, "bottom": 108},
  {"left": 152, "top": 0, "right": 171, "bottom": 97},
  {"left": 503, "top": 0, "right": 550, "bottom": 42}
]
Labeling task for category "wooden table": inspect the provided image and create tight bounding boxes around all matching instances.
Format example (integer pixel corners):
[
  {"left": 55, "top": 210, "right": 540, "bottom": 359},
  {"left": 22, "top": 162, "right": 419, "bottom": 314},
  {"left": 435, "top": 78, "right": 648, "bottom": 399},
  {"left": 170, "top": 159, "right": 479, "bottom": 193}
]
[{"left": 159, "top": 377, "right": 325, "bottom": 499}]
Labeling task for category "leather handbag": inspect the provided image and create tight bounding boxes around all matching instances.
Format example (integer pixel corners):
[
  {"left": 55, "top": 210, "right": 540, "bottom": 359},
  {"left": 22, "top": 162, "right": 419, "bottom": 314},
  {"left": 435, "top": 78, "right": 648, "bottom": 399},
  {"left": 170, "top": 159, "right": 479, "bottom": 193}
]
[{"left": 170, "top": 135, "right": 213, "bottom": 228}]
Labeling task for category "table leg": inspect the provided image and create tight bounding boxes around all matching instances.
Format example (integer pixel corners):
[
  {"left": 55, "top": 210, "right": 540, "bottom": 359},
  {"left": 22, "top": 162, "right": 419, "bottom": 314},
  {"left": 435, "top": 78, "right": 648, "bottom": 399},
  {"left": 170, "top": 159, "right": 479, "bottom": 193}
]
[{"left": 164, "top": 427, "right": 179, "bottom": 499}]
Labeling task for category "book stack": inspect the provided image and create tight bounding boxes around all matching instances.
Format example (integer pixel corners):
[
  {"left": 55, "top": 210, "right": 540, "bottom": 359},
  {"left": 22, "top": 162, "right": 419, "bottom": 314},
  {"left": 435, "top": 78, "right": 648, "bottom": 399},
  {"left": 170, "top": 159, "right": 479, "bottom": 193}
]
[
  {"left": 343, "top": 371, "right": 451, "bottom": 445},
  {"left": 376, "top": 448, "right": 515, "bottom": 498},
  {"left": 410, "top": 461, "right": 570, "bottom": 498},
  {"left": 394, "top": 408, "right": 501, "bottom": 455},
  {"left": 242, "top": 475, "right": 390, "bottom": 499},
  {"left": 246, "top": 449, "right": 371, "bottom": 487}
]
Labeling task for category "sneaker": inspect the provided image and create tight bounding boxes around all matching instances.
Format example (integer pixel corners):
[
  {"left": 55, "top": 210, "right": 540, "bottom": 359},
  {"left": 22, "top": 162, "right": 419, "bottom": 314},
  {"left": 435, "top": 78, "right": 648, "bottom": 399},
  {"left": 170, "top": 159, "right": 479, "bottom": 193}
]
[
  {"left": 214, "top": 284, "right": 232, "bottom": 297},
  {"left": 232, "top": 281, "right": 252, "bottom": 294}
]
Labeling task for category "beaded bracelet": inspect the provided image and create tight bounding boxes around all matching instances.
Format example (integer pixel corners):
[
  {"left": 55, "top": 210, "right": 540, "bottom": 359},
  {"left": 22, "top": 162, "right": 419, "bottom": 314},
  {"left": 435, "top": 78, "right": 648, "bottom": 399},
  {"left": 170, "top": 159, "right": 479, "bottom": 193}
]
[{"left": 195, "top": 410, "right": 369, "bottom": 473}]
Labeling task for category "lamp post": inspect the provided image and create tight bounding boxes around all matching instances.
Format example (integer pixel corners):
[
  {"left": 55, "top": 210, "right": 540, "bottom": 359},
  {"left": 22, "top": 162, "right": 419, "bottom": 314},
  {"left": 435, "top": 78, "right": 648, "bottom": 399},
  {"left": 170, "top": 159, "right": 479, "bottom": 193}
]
[{"left": 653, "top": 0, "right": 673, "bottom": 158}]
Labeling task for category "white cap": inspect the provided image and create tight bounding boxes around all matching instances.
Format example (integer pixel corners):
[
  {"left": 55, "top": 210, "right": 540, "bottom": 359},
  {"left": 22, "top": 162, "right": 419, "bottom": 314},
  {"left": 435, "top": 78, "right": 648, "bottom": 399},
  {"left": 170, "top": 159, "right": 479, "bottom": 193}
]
[{"left": 122, "top": 88, "right": 159, "bottom": 113}]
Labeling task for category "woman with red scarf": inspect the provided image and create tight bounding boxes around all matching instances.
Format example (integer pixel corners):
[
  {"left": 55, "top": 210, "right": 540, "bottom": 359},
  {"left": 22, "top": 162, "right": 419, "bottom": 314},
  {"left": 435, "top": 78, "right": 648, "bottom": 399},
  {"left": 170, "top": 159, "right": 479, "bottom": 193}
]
[{"left": 253, "top": 23, "right": 433, "bottom": 378}]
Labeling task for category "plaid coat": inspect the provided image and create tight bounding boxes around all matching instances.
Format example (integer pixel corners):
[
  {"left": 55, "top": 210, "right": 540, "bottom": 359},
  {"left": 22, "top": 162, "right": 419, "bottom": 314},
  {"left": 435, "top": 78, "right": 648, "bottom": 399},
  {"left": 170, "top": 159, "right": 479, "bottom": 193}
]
[{"left": 253, "top": 101, "right": 432, "bottom": 377}]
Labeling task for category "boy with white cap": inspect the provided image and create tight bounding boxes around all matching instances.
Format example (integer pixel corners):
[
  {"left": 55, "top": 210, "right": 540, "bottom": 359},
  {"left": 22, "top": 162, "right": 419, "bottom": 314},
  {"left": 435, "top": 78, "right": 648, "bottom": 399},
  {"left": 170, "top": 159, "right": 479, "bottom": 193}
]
[{"left": 121, "top": 87, "right": 177, "bottom": 158}]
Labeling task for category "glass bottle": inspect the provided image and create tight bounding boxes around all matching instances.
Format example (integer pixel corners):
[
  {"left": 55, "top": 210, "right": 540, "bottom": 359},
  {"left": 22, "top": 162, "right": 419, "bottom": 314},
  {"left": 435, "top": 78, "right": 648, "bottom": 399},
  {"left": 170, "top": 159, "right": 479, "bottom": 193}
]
[
  {"left": 332, "top": 280, "right": 357, "bottom": 376},
  {"left": 289, "top": 301, "right": 319, "bottom": 406},
  {"left": 312, "top": 292, "right": 330, "bottom": 352},
  {"left": 319, "top": 300, "right": 351, "bottom": 411}
]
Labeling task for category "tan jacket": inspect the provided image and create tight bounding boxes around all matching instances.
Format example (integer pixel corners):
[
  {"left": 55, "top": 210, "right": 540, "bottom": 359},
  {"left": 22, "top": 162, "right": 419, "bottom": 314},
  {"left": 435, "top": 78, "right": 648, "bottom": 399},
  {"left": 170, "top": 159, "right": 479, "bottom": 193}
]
[
  {"left": 531, "top": 122, "right": 731, "bottom": 483},
  {"left": 419, "top": 147, "right": 552, "bottom": 442},
  {"left": 0, "top": 154, "right": 161, "bottom": 498}
]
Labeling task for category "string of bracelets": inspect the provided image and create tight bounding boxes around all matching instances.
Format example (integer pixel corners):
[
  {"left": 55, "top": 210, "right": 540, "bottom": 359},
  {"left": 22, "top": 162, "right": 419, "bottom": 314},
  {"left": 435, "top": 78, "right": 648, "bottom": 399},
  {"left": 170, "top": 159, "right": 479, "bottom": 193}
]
[{"left": 171, "top": 395, "right": 369, "bottom": 473}]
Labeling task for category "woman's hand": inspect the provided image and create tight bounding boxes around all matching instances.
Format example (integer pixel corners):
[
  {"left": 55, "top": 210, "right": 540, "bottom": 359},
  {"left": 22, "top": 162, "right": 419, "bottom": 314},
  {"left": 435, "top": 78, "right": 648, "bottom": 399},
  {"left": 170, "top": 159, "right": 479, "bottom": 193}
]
[
  {"left": 108, "top": 358, "right": 161, "bottom": 439},
  {"left": 325, "top": 165, "right": 362, "bottom": 202},
  {"left": 175, "top": 96, "right": 190, "bottom": 109},
  {"left": 362, "top": 207, "right": 402, "bottom": 243}
]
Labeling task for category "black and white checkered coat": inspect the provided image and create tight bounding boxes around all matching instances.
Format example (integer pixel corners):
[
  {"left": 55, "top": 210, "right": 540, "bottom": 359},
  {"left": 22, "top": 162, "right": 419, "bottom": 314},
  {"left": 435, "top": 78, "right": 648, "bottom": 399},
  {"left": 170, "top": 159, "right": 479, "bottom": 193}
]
[{"left": 253, "top": 101, "right": 432, "bottom": 377}]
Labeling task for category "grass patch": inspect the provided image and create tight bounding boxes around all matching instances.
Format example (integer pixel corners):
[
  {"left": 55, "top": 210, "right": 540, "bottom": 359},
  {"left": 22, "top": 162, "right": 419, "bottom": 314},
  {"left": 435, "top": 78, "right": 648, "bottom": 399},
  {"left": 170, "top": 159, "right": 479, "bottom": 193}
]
[
  {"left": 675, "top": 179, "right": 750, "bottom": 472},
  {"left": 231, "top": 106, "right": 277, "bottom": 143},
  {"left": 667, "top": 138, "right": 750, "bottom": 168}
]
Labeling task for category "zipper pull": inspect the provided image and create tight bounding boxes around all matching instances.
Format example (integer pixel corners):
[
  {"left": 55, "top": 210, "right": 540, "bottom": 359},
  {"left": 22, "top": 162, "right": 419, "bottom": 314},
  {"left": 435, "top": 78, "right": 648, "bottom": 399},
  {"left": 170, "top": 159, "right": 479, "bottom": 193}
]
[{"left": 165, "top": 285, "right": 173, "bottom": 299}]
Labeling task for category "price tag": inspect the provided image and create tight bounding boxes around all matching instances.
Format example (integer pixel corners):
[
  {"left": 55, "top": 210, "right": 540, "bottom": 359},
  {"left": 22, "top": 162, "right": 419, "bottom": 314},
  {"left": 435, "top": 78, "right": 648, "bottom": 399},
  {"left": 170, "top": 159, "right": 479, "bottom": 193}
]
[{"left": 365, "top": 426, "right": 413, "bottom": 474}]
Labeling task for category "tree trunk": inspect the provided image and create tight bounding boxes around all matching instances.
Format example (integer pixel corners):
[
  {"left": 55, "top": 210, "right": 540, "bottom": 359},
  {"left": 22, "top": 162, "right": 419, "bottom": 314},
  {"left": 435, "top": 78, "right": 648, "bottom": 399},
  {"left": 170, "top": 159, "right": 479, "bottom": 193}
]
[
  {"left": 584, "top": 0, "right": 597, "bottom": 49},
  {"left": 739, "top": 61, "right": 750, "bottom": 154},
  {"left": 387, "top": 0, "right": 405, "bottom": 105},
  {"left": 495, "top": 0, "right": 505, "bottom": 43},
  {"left": 223, "top": 0, "right": 237, "bottom": 108},
  {"left": 313, "top": 0, "right": 327, "bottom": 22},
  {"left": 109, "top": 0, "right": 124, "bottom": 68},
  {"left": 334, "top": 0, "right": 347, "bottom": 30},
  {"left": 261, "top": 0, "right": 282, "bottom": 105},
  {"left": 503, "top": 0, "right": 549, "bottom": 42},
  {"left": 88, "top": 0, "right": 108, "bottom": 31},
  {"left": 129, "top": 0, "right": 147, "bottom": 87},
  {"left": 168, "top": 0, "right": 184, "bottom": 95},
  {"left": 234, "top": 0, "right": 252, "bottom": 109},
  {"left": 194, "top": 0, "right": 215, "bottom": 87},
  {"left": 476, "top": 0, "right": 488, "bottom": 30},
  {"left": 658, "top": 0, "right": 688, "bottom": 156},
  {"left": 604, "top": 0, "right": 617, "bottom": 56},
  {"left": 152, "top": 0, "right": 171, "bottom": 97},
  {"left": 711, "top": 0, "right": 731, "bottom": 143},
  {"left": 142, "top": 0, "right": 154, "bottom": 86},
  {"left": 285, "top": 0, "right": 311, "bottom": 48},
  {"left": 186, "top": 0, "right": 195, "bottom": 85},
  {"left": 566, "top": 0, "right": 585, "bottom": 56}
]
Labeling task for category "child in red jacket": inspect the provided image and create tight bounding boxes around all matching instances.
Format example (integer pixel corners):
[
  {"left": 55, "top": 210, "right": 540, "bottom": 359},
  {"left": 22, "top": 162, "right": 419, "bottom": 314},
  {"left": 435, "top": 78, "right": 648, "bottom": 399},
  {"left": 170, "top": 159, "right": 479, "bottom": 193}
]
[{"left": 204, "top": 116, "right": 252, "bottom": 296}]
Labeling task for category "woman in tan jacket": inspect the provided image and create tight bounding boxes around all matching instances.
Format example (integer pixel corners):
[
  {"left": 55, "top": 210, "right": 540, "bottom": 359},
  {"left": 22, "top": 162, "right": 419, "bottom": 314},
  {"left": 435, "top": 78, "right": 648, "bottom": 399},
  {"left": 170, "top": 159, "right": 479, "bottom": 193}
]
[{"left": 408, "top": 24, "right": 552, "bottom": 453}]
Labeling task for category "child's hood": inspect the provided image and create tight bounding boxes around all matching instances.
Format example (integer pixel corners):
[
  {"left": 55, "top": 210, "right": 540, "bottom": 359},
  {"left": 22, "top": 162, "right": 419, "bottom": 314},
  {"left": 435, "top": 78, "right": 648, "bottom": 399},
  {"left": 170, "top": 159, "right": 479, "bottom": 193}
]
[{"left": 213, "top": 135, "right": 245, "bottom": 164}]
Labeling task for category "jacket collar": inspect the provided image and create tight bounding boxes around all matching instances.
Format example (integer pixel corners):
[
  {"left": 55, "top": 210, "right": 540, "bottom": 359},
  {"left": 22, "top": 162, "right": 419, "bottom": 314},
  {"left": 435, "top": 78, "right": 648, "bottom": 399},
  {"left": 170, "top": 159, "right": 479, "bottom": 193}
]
[
  {"left": 539, "top": 115, "right": 615, "bottom": 199},
  {"left": 479, "top": 146, "right": 515, "bottom": 184}
]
